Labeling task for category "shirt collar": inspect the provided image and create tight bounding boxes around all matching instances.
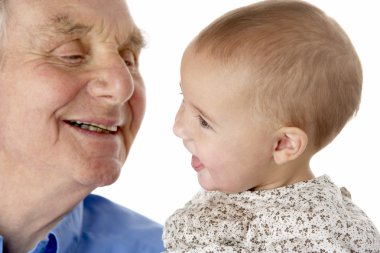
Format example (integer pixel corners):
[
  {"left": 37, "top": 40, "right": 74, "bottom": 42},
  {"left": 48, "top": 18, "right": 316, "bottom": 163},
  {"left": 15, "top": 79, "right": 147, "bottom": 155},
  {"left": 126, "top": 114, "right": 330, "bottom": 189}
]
[
  {"left": 0, "top": 235, "right": 3, "bottom": 253},
  {"left": 47, "top": 201, "right": 83, "bottom": 253},
  {"left": 1, "top": 201, "right": 83, "bottom": 253}
]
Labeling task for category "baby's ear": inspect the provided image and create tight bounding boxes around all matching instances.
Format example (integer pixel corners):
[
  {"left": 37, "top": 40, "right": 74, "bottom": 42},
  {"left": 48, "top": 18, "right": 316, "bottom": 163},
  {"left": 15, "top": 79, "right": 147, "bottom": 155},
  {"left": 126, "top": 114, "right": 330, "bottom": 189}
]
[{"left": 272, "top": 127, "right": 308, "bottom": 165}]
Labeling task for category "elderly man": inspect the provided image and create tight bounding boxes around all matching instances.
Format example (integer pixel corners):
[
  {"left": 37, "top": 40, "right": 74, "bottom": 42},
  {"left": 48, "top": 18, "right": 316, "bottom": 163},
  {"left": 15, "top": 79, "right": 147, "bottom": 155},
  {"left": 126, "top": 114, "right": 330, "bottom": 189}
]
[{"left": 0, "top": 0, "right": 163, "bottom": 252}]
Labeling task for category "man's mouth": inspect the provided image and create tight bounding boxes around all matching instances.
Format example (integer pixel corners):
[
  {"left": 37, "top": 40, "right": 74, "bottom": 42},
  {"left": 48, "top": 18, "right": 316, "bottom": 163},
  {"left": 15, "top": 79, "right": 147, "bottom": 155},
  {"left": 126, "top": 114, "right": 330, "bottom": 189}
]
[{"left": 65, "top": 120, "right": 118, "bottom": 134}]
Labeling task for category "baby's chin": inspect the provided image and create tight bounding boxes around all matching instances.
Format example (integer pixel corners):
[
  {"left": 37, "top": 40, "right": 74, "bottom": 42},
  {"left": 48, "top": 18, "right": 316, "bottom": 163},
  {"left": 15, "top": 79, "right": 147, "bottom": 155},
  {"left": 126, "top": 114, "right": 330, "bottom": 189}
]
[
  {"left": 196, "top": 169, "right": 251, "bottom": 193},
  {"left": 199, "top": 180, "right": 248, "bottom": 194}
]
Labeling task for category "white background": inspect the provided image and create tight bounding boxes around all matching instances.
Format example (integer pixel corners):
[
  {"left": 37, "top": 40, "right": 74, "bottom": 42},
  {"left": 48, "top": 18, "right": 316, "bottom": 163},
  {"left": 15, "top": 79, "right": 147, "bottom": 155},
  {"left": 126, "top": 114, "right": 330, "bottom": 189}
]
[{"left": 95, "top": 0, "right": 380, "bottom": 230}]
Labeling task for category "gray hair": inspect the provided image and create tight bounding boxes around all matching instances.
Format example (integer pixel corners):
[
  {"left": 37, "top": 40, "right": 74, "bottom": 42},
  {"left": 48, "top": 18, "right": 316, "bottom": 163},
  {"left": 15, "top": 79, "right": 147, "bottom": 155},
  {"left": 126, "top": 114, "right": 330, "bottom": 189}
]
[{"left": 0, "top": 0, "right": 7, "bottom": 61}]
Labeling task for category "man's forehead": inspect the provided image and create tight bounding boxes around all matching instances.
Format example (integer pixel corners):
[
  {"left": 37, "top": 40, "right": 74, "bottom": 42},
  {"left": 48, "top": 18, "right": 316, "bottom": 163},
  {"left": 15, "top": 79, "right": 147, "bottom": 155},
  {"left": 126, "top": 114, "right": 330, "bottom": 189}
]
[
  {"left": 10, "top": 0, "right": 134, "bottom": 31},
  {"left": 41, "top": 13, "right": 143, "bottom": 48},
  {"left": 17, "top": 1, "right": 145, "bottom": 50},
  {"left": 39, "top": 14, "right": 92, "bottom": 36}
]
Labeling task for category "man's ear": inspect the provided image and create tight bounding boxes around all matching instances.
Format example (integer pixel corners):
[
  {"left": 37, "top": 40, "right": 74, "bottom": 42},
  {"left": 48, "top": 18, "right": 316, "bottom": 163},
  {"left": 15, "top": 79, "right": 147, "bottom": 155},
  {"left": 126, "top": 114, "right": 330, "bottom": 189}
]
[{"left": 272, "top": 127, "right": 308, "bottom": 165}]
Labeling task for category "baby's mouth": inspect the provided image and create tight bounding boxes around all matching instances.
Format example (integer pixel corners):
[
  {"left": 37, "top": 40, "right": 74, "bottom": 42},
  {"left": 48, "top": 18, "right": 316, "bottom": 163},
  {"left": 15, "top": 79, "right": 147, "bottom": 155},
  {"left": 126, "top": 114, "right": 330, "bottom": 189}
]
[
  {"left": 64, "top": 120, "right": 118, "bottom": 134},
  {"left": 191, "top": 155, "right": 205, "bottom": 171}
]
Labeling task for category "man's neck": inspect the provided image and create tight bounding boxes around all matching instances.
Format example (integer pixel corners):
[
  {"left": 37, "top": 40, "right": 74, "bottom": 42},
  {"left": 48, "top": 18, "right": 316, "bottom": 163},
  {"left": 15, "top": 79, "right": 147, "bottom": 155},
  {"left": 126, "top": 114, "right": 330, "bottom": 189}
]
[{"left": 0, "top": 164, "right": 92, "bottom": 253}]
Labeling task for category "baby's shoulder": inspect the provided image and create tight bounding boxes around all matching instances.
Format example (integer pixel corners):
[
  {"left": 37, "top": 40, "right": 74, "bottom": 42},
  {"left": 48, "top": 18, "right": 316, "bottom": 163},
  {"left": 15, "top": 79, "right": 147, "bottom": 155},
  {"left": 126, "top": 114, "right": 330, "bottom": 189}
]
[{"left": 244, "top": 178, "right": 380, "bottom": 251}]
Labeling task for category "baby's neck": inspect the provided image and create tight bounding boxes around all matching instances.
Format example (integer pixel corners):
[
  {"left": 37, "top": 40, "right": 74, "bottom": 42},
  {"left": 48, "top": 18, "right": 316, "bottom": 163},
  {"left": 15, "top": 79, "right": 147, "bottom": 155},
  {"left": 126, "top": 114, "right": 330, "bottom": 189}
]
[{"left": 253, "top": 162, "right": 314, "bottom": 191}]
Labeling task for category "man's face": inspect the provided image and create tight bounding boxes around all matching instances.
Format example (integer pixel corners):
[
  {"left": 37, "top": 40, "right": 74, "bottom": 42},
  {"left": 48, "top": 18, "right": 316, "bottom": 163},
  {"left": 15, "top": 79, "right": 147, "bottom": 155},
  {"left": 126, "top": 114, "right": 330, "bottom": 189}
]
[{"left": 0, "top": 0, "right": 145, "bottom": 188}]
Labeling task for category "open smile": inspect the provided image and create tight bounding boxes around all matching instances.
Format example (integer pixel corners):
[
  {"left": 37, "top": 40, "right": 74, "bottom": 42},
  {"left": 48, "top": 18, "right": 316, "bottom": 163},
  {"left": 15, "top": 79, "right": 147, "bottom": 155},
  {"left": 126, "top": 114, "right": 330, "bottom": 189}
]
[
  {"left": 191, "top": 155, "right": 205, "bottom": 172},
  {"left": 64, "top": 120, "right": 118, "bottom": 134}
]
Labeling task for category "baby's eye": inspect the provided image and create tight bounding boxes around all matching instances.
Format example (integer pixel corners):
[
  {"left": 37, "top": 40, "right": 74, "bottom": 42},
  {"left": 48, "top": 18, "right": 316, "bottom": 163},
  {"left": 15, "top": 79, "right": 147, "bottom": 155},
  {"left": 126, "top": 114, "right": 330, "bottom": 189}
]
[{"left": 197, "top": 115, "right": 211, "bottom": 129}]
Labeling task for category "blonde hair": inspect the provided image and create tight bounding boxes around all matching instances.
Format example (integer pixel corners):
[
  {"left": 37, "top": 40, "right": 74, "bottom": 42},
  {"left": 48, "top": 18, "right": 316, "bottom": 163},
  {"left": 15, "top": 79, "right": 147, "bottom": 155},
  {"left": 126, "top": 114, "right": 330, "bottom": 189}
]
[{"left": 191, "top": 0, "right": 362, "bottom": 150}]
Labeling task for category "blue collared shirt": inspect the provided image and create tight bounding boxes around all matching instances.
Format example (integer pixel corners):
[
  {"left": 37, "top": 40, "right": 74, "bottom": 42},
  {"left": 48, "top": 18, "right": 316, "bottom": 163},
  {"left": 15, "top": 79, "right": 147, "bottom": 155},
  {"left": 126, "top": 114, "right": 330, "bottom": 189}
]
[{"left": 0, "top": 194, "right": 164, "bottom": 253}]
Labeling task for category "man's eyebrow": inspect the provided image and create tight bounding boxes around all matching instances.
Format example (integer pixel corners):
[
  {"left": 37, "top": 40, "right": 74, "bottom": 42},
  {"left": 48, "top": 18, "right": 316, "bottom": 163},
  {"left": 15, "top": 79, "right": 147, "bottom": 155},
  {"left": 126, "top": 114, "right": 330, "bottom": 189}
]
[
  {"left": 39, "top": 14, "right": 145, "bottom": 51},
  {"left": 40, "top": 14, "right": 92, "bottom": 36},
  {"left": 119, "top": 28, "right": 146, "bottom": 52}
]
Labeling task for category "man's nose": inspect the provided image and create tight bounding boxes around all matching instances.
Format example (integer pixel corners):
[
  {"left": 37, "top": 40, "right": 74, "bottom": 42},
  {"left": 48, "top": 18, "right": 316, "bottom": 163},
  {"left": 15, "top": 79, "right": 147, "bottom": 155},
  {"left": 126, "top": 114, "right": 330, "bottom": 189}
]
[{"left": 87, "top": 58, "right": 134, "bottom": 106}]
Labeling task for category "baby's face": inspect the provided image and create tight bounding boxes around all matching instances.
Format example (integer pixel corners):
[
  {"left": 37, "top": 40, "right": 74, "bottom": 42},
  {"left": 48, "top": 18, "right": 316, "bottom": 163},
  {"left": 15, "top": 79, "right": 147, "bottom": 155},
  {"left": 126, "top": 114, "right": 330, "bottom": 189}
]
[{"left": 173, "top": 48, "right": 277, "bottom": 193}]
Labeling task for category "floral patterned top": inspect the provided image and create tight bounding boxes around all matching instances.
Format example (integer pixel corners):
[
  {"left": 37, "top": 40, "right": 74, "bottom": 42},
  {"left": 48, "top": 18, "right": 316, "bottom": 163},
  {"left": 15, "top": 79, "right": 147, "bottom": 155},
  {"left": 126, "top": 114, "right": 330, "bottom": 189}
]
[{"left": 163, "top": 175, "right": 380, "bottom": 252}]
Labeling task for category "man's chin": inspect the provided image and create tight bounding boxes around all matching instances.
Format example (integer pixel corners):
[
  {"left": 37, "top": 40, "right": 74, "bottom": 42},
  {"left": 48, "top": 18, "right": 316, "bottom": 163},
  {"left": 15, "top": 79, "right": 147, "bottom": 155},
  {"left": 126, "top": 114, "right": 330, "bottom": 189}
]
[{"left": 75, "top": 161, "right": 123, "bottom": 188}]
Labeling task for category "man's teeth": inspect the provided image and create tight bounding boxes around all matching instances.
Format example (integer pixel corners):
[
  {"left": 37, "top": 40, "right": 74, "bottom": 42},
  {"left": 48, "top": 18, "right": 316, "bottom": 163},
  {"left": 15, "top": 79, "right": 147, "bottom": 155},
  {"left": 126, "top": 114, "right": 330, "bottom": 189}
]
[{"left": 69, "top": 121, "right": 117, "bottom": 133}]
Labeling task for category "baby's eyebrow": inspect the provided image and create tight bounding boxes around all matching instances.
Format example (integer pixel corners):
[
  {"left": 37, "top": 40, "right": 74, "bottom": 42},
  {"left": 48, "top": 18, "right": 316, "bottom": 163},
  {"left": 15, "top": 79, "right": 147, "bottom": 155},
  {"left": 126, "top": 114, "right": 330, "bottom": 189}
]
[{"left": 179, "top": 83, "right": 219, "bottom": 128}]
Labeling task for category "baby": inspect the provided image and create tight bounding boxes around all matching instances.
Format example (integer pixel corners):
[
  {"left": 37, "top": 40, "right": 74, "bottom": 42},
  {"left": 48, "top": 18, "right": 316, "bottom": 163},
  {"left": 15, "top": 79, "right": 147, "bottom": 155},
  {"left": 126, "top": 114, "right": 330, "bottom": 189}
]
[{"left": 163, "top": 0, "right": 380, "bottom": 252}]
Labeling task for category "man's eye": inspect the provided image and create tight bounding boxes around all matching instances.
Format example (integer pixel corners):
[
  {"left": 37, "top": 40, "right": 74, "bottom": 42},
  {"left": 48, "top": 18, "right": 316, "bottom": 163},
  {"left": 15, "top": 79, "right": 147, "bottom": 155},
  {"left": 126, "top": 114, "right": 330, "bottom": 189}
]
[
  {"left": 197, "top": 115, "right": 211, "bottom": 129},
  {"left": 124, "top": 59, "right": 135, "bottom": 67},
  {"left": 122, "top": 50, "right": 137, "bottom": 71},
  {"left": 60, "top": 54, "right": 85, "bottom": 64},
  {"left": 52, "top": 40, "right": 86, "bottom": 66}
]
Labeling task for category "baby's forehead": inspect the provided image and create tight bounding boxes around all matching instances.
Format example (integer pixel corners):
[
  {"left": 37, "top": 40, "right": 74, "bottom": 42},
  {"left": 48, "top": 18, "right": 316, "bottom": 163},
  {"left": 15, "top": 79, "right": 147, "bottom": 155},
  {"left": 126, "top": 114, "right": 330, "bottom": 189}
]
[
  {"left": 181, "top": 46, "right": 262, "bottom": 109},
  {"left": 184, "top": 43, "right": 255, "bottom": 72},
  {"left": 183, "top": 47, "right": 251, "bottom": 78}
]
